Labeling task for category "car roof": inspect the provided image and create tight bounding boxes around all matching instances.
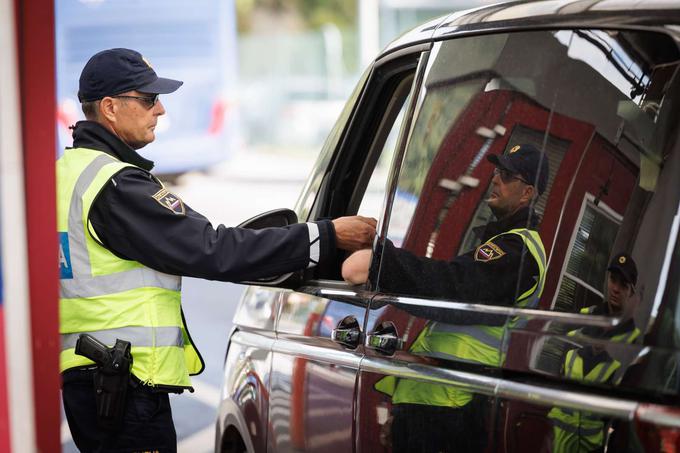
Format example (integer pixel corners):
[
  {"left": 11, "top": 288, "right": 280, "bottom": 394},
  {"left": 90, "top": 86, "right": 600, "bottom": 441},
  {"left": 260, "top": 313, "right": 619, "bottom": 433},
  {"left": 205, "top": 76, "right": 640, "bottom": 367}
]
[{"left": 381, "top": 0, "right": 680, "bottom": 58}]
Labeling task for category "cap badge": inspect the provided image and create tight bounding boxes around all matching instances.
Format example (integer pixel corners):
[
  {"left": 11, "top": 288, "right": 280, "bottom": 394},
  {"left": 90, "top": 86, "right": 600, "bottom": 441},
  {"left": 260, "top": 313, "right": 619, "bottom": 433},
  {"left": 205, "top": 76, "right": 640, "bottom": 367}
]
[
  {"left": 142, "top": 56, "right": 153, "bottom": 69},
  {"left": 619, "top": 256, "right": 626, "bottom": 264},
  {"left": 509, "top": 145, "right": 521, "bottom": 154}
]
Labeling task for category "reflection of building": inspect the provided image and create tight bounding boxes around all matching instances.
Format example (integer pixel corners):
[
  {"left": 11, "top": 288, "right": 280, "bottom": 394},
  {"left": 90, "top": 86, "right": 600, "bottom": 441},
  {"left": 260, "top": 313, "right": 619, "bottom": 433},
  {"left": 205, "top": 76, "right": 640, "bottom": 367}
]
[{"left": 399, "top": 87, "right": 638, "bottom": 309}]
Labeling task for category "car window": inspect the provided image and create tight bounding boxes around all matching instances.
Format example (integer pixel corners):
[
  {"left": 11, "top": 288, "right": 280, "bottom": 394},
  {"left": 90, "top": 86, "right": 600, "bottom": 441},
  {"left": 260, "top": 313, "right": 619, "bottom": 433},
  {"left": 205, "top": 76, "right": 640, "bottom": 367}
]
[
  {"left": 296, "top": 66, "right": 371, "bottom": 221},
  {"left": 374, "top": 28, "right": 680, "bottom": 328},
  {"left": 356, "top": 84, "right": 412, "bottom": 218}
]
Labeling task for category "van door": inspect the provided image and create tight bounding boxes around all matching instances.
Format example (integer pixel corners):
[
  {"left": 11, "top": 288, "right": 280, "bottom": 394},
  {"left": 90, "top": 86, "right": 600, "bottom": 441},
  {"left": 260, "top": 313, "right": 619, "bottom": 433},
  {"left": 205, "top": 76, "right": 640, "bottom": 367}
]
[
  {"left": 355, "top": 35, "right": 530, "bottom": 451},
  {"left": 266, "top": 49, "right": 428, "bottom": 452},
  {"left": 489, "top": 28, "right": 680, "bottom": 452},
  {"left": 355, "top": 27, "right": 680, "bottom": 453}
]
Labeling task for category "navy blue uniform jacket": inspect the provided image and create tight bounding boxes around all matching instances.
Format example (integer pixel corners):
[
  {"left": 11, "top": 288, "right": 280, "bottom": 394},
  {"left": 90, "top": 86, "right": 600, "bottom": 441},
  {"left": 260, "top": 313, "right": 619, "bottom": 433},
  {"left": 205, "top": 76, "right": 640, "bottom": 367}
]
[{"left": 71, "top": 121, "right": 335, "bottom": 281}]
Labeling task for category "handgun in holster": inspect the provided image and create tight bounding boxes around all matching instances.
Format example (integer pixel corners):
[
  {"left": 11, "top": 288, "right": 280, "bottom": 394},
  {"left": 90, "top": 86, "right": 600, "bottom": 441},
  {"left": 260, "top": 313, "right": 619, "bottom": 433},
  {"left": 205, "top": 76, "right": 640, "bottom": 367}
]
[{"left": 75, "top": 334, "right": 133, "bottom": 431}]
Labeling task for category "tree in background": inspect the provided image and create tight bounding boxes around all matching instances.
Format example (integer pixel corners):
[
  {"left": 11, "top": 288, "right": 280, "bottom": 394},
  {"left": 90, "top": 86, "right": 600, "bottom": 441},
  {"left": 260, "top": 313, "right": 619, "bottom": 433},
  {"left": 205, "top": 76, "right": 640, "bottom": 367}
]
[{"left": 237, "top": 0, "right": 357, "bottom": 33}]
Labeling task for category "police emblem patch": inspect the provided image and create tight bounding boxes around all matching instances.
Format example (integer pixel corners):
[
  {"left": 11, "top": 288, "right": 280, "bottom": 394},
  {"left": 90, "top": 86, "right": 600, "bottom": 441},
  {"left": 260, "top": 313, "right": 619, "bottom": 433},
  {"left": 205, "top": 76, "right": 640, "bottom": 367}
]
[
  {"left": 474, "top": 241, "right": 506, "bottom": 262},
  {"left": 152, "top": 188, "right": 185, "bottom": 215}
]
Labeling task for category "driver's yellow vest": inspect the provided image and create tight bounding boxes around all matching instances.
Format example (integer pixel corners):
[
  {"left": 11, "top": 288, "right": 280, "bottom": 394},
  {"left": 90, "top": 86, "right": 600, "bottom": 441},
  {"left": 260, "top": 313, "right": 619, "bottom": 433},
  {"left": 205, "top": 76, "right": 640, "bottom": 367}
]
[
  {"left": 375, "top": 229, "right": 546, "bottom": 408},
  {"left": 547, "top": 349, "right": 620, "bottom": 452},
  {"left": 57, "top": 148, "right": 203, "bottom": 388}
]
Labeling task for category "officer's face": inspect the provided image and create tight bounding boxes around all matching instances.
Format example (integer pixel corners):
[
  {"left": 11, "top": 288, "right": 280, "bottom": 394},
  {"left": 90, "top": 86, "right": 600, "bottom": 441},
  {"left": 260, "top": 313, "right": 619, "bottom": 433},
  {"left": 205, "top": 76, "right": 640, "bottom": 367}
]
[
  {"left": 106, "top": 90, "right": 166, "bottom": 149},
  {"left": 487, "top": 169, "right": 534, "bottom": 218},
  {"left": 607, "top": 271, "right": 634, "bottom": 315}
]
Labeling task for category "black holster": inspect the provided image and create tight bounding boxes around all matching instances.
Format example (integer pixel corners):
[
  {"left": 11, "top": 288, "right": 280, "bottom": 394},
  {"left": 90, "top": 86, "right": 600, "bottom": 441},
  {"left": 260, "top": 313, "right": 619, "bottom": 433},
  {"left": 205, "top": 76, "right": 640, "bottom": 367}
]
[{"left": 75, "top": 334, "right": 133, "bottom": 431}]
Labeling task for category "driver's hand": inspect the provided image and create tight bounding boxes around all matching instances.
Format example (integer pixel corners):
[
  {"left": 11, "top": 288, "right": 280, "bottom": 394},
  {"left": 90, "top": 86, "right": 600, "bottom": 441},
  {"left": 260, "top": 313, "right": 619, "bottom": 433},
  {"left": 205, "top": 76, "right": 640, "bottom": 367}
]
[{"left": 342, "top": 249, "right": 372, "bottom": 284}]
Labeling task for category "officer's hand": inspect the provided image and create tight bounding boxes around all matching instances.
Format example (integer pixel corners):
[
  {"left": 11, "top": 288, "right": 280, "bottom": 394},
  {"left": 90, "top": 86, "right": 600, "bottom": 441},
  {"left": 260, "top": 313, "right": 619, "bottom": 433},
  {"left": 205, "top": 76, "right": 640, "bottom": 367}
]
[
  {"left": 332, "top": 216, "right": 377, "bottom": 251},
  {"left": 342, "top": 249, "right": 372, "bottom": 284}
]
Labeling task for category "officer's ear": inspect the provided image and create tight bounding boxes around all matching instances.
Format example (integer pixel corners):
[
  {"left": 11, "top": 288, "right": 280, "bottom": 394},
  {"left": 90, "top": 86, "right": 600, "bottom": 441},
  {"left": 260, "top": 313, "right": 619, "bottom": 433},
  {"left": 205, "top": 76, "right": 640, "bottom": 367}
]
[
  {"left": 99, "top": 97, "right": 118, "bottom": 123},
  {"left": 520, "top": 184, "right": 537, "bottom": 205}
]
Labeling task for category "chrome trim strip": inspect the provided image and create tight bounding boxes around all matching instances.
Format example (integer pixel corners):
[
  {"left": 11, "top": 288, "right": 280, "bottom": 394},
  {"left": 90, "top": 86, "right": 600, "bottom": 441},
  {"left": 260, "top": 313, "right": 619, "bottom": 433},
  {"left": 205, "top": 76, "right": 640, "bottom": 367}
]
[
  {"left": 636, "top": 404, "right": 680, "bottom": 429},
  {"left": 375, "top": 295, "right": 618, "bottom": 327},
  {"left": 231, "top": 330, "right": 362, "bottom": 369},
  {"left": 230, "top": 332, "right": 680, "bottom": 428},
  {"left": 273, "top": 338, "right": 362, "bottom": 369},
  {"left": 362, "top": 356, "right": 499, "bottom": 396},
  {"left": 317, "top": 288, "right": 361, "bottom": 298},
  {"left": 230, "top": 330, "right": 277, "bottom": 351},
  {"left": 361, "top": 356, "right": 637, "bottom": 419}
]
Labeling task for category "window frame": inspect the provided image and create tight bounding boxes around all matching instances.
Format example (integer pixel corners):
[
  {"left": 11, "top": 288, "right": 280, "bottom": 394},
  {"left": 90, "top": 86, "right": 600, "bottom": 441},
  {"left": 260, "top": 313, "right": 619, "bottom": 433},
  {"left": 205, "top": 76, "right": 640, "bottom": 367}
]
[{"left": 550, "top": 193, "right": 624, "bottom": 310}]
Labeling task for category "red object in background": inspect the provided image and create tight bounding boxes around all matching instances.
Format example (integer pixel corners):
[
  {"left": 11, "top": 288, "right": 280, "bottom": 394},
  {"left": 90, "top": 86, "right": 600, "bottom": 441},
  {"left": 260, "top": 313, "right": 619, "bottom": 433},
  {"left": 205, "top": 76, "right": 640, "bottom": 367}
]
[
  {"left": 0, "top": 309, "right": 9, "bottom": 451},
  {"left": 208, "top": 99, "right": 230, "bottom": 135},
  {"left": 3, "top": 0, "right": 60, "bottom": 451}
]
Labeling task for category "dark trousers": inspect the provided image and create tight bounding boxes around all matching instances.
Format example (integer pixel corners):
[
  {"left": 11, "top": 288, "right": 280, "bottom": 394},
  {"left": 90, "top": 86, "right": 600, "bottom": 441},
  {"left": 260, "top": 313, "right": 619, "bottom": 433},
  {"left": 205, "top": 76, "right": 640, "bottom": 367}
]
[
  {"left": 62, "top": 368, "right": 177, "bottom": 453},
  {"left": 391, "top": 397, "right": 489, "bottom": 453}
]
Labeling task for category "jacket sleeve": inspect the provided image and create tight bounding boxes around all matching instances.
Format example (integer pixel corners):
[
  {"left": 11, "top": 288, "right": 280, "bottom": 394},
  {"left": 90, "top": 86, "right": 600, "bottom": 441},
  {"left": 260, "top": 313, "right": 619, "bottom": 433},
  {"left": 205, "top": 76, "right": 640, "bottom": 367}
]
[
  {"left": 377, "top": 234, "right": 538, "bottom": 306},
  {"left": 88, "top": 168, "right": 336, "bottom": 281}
]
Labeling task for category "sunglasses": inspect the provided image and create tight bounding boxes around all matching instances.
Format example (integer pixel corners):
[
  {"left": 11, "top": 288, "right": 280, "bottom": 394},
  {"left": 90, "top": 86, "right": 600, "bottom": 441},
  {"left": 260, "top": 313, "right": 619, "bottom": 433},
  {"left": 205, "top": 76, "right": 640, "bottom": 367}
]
[
  {"left": 493, "top": 167, "right": 530, "bottom": 185},
  {"left": 112, "top": 93, "right": 159, "bottom": 109}
]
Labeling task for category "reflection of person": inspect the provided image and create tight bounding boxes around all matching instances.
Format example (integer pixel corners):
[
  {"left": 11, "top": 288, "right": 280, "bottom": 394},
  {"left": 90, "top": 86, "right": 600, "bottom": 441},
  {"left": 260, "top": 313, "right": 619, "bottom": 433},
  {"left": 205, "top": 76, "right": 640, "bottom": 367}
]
[
  {"left": 576, "top": 253, "right": 640, "bottom": 341},
  {"left": 344, "top": 144, "right": 549, "bottom": 452},
  {"left": 548, "top": 254, "right": 639, "bottom": 452},
  {"left": 343, "top": 143, "right": 548, "bottom": 307},
  {"left": 58, "top": 48, "right": 376, "bottom": 452}
]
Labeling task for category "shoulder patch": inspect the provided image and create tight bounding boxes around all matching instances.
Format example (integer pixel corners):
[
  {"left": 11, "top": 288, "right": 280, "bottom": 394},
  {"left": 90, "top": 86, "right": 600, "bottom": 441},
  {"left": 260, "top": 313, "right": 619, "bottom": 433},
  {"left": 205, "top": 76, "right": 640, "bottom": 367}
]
[
  {"left": 152, "top": 188, "right": 185, "bottom": 215},
  {"left": 474, "top": 241, "right": 506, "bottom": 262}
]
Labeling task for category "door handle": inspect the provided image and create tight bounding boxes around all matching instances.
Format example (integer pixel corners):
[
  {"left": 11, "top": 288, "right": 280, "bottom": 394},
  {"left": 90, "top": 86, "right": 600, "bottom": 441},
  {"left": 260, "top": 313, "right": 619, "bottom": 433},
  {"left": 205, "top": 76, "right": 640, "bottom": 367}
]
[
  {"left": 331, "top": 315, "right": 362, "bottom": 349},
  {"left": 366, "top": 321, "right": 402, "bottom": 355}
]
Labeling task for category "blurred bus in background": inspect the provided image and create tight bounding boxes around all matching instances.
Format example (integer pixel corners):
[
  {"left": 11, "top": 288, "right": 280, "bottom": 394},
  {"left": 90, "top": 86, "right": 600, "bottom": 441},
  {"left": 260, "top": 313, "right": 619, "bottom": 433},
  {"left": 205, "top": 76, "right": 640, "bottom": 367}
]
[{"left": 55, "top": 0, "right": 240, "bottom": 177}]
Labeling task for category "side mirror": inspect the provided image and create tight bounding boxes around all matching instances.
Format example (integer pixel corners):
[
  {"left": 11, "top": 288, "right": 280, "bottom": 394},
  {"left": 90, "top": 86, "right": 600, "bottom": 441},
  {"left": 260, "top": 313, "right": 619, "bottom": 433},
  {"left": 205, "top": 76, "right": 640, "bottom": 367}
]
[
  {"left": 237, "top": 208, "right": 303, "bottom": 287},
  {"left": 237, "top": 208, "right": 298, "bottom": 230}
]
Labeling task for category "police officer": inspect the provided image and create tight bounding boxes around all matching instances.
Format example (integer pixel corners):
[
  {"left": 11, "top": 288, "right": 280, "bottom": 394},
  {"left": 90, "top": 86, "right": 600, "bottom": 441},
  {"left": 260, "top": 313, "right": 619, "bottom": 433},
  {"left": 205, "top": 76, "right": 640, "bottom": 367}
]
[
  {"left": 576, "top": 253, "right": 640, "bottom": 341},
  {"left": 58, "top": 48, "right": 376, "bottom": 452},
  {"left": 342, "top": 143, "right": 548, "bottom": 306},
  {"left": 343, "top": 143, "right": 549, "bottom": 452},
  {"left": 548, "top": 254, "right": 640, "bottom": 453}
]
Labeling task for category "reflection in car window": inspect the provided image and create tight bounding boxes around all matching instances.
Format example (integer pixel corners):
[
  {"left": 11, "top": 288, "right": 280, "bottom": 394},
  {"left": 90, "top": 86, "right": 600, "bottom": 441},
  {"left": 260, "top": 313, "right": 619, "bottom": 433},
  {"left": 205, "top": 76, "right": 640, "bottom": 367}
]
[{"left": 375, "top": 29, "right": 680, "bottom": 331}]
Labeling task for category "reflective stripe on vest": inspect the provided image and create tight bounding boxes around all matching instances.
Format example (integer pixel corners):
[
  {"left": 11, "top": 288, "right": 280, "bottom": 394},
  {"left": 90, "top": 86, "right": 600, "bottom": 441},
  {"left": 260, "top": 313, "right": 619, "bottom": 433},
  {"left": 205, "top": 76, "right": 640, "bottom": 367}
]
[
  {"left": 547, "top": 349, "right": 620, "bottom": 451},
  {"left": 418, "top": 228, "right": 546, "bottom": 365},
  {"left": 381, "top": 228, "right": 546, "bottom": 407},
  {"left": 58, "top": 148, "right": 203, "bottom": 388},
  {"left": 571, "top": 306, "right": 641, "bottom": 344},
  {"left": 61, "top": 326, "right": 184, "bottom": 350}
]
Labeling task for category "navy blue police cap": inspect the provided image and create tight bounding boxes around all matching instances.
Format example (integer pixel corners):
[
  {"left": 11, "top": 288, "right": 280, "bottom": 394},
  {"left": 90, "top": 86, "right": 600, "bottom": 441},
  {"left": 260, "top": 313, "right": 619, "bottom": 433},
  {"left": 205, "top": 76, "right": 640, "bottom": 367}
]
[
  {"left": 487, "top": 143, "right": 550, "bottom": 195},
  {"left": 608, "top": 253, "right": 638, "bottom": 286},
  {"left": 78, "top": 48, "right": 183, "bottom": 102}
]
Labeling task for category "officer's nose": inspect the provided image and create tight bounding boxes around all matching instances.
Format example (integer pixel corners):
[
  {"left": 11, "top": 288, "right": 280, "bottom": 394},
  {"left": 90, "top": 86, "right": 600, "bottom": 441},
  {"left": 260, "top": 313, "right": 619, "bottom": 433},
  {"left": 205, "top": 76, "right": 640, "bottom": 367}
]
[{"left": 155, "top": 99, "right": 166, "bottom": 116}]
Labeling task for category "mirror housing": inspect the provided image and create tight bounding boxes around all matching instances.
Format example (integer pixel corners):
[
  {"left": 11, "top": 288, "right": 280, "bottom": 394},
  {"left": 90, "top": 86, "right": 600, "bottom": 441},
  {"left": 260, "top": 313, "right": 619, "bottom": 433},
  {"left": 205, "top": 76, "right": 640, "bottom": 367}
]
[
  {"left": 237, "top": 208, "right": 298, "bottom": 230},
  {"left": 237, "top": 208, "right": 304, "bottom": 287}
]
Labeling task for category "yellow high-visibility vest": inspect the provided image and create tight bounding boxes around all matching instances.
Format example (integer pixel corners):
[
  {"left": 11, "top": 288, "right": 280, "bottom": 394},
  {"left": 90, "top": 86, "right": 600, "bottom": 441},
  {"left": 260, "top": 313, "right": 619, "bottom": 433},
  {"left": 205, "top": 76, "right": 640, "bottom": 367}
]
[
  {"left": 548, "top": 349, "right": 619, "bottom": 452},
  {"left": 375, "top": 229, "right": 546, "bottom": 408},
  {"left": 58, "top": 147, "right": 203, "bottom": 388}
]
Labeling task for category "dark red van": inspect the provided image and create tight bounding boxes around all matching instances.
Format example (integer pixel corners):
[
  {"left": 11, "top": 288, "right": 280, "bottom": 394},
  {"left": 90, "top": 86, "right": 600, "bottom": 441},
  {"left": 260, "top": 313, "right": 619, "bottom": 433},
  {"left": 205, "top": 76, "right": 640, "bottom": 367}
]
[{"left": 216, "top": 1, "right": 680, "bottom": 451}]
